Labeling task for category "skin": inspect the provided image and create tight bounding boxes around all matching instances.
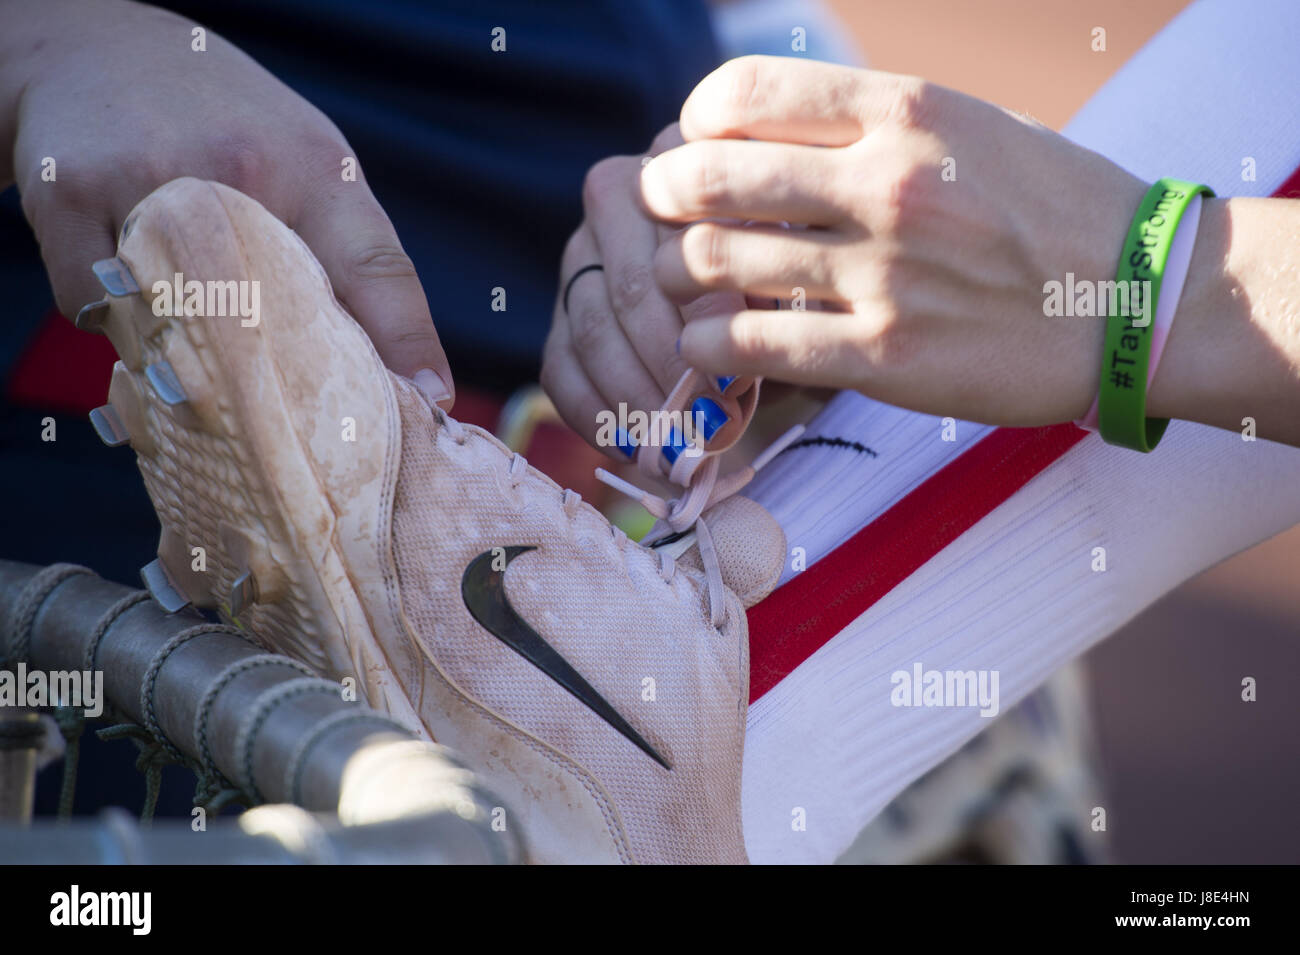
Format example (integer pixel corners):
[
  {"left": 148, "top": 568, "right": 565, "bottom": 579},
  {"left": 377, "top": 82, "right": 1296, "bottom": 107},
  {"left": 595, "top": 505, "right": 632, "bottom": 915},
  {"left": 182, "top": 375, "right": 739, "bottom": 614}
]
[
  {"left": 542, "top": 124, "right": 754, "bottom": 453},
  {"left": 0, "top": 0, "right": 454, "bottom": 409},
  {"left": 551, "top": 55, "right": 1300, "bottom": 448}
]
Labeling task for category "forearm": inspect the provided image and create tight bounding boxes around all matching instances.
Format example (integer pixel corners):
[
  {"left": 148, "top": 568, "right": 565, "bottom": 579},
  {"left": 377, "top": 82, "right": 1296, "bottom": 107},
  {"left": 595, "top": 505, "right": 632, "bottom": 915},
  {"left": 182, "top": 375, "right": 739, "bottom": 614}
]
[{"left": 1148, "top": 197, "right": 1300, "bottom": 446}]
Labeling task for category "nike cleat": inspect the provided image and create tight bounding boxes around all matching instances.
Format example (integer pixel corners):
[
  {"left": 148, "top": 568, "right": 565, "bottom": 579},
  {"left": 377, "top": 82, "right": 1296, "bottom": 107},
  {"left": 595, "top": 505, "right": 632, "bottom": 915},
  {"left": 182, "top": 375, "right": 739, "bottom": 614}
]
[{"left": 87, "top": 178, "right": 795, "bottom": 864}]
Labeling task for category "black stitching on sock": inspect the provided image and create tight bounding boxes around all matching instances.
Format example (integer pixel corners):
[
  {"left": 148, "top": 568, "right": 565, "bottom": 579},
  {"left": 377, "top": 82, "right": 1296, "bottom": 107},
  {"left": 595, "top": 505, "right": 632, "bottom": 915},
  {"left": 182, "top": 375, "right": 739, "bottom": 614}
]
[{"left": 779, "top": 436, "right": 879, "bottom": 458}]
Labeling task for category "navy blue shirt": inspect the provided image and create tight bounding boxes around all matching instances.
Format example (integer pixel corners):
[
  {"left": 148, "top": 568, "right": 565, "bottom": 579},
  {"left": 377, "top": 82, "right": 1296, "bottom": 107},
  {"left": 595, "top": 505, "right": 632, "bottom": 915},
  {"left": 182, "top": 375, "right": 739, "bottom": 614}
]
[
  {"left": 0, "top": 0, "right": 721, "bottom": 389},
  {"left": 0, "top": 0, "right": 720, "bottom": 821}
]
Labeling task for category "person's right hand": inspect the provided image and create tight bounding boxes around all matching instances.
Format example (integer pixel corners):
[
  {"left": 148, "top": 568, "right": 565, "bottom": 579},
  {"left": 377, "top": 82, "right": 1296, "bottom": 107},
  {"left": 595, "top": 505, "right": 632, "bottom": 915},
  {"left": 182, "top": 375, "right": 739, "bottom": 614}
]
[{"left": 2, "top": 0, "right": 454, "bottom": 408}]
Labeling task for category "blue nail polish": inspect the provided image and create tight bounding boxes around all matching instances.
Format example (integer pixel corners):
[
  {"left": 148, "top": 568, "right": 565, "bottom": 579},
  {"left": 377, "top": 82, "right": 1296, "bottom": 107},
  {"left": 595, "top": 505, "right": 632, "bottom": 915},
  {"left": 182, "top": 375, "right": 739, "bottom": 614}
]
[
  {"left": 614, "top": 427, "right": 636, "bottom": 459},
  {"left": 691, "top": 396, "right": 729, "bottom": 441},
  {"left": 662, "top": 427, "right": 687, "bottom": 464},
  {"left": 717, "top": 375, "right": 737, "bottom": 392}
]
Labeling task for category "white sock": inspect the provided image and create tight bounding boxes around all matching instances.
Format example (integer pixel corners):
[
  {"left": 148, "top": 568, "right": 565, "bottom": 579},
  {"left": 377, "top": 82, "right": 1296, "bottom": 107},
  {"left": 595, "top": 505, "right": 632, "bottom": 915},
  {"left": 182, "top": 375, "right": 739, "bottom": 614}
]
[
  {"left": 738, "top": 0, "right": 1300, "bottom": 864},
  {"left": 749, "top": 394, "right": 993, "bottom": 586}
]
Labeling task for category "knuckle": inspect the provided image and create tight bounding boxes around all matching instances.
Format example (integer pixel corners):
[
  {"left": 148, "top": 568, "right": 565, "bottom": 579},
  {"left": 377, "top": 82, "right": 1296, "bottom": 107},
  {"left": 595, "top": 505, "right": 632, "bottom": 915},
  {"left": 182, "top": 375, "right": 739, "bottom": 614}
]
[
  {"left": 866, "top": 157, "right": 931, "bottom": 234},
  {"left": 115, "top": 144, "right": 176, "bottom": 195},
  {"left": 582, "top": 156, "right": 629, "bottom": 213},
  {"left": 727, "top": 319, "right": 767, "bottom": 362},
  {"left": 682, "top": 223, "right": 730, "bottom": 286},
  {"left": 882, "top": 76, "right": 937, "bottom": 131},
  {"left": 686, "top": 145, "right": 732, "bottom": 211},
  {"left": 568, "top": 301, "right": 611, "bottom": 356},
  {"left": 608, "top": 260, "right": 654, "bottom": 315},
  {"left": 39, "top": 167, "right": 102, "bottom": 211},
  {"left": 205, "top": 133, "right": 269, "bottom": 192},
  {"left": 858, "top": 304, "right": 911, "bottom": 367},
  {"left": 715, "top": 56, "right": 763, "bottom": 128},
  {"left": 345, "top": 243, "right": 418, "bottom": 284},
  {"left": 871, "top": 176, "right": 910, "bottom": 234},
  {"left": 869, "top": 250, "right": 908, "bottom": 297},
  {"left": 383, "top": 324, "right": 440, "bottom": 350}
]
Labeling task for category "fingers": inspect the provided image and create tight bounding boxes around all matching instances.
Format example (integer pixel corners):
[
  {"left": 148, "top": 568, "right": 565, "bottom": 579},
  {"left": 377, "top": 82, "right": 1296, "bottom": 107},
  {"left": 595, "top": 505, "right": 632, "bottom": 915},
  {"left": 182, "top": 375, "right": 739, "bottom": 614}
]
[
  {"left": 541, "top": 315, "right": 626, "bottom": 458},
  {"left": 679, "top": 308, "right": 863, "bottom": 387},
  {"left": 560, "top": 226, "right": 668, "bottom": 425},
  {"left": 680, "top": 55, "right": 915, "bottom": 146},
  {"left": 640, "top": 139, "right": 846, "bottom": 226},
  {"left": 583, "top": 155, "right": 689, "bottom": 394},
  {"left": 293, "top": 177, "right": 454, "bottom": 410},
  {"left": 654, "top": 221, "right": 844, "bottom": 304},
  {"left": 26, "top": 201, "right": 118, "bottom": 322}
]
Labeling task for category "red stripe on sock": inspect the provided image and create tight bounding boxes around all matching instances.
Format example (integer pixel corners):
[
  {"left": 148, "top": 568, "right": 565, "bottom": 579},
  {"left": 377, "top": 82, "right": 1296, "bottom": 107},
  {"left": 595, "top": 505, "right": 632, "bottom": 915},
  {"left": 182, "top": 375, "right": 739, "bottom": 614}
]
[
  {"left": 748, "top": 170, "right": 1300, "bottom": 702},
  {"left": 1273, "top": 165, "right": 1300, "bottom": 199},
  {"left": 747, "top": 424, "right": 1087, "bottom": 700}
]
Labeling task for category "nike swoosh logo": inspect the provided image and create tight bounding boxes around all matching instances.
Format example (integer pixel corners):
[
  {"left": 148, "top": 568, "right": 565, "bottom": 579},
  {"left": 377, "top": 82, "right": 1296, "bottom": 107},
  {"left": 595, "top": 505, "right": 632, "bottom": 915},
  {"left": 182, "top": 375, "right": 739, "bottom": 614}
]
[{"left": 461, "top": 546, "right": 671, "bottom": 770}]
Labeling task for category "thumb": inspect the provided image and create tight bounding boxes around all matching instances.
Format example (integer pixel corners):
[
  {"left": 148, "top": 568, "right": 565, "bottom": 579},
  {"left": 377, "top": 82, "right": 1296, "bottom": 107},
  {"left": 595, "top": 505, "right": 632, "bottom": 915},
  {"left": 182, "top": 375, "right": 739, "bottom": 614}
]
[{"left": 293, "top": 181, "right": 455, "bottom": 410}]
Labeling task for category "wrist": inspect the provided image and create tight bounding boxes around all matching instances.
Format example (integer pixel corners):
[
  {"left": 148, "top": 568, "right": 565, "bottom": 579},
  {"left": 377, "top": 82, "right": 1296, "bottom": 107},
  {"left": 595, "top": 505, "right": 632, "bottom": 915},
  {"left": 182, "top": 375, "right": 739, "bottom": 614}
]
[
  {"left": 1144, "top": 197, "right": 1228, "bottom": 424},
  {"left": 1074, "top": 180, "right": 1206, "bottom": 442},
  {"left": 1149, "top": 196, "right": 1300, "bottom": 445}
]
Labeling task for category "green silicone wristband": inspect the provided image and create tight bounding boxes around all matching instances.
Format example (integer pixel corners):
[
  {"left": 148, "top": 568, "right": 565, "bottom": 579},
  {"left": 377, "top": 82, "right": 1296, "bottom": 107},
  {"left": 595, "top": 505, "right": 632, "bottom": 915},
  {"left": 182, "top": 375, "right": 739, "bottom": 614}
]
[{"left": 1097, "top": 178, "right": 1214, "bottom": 452}]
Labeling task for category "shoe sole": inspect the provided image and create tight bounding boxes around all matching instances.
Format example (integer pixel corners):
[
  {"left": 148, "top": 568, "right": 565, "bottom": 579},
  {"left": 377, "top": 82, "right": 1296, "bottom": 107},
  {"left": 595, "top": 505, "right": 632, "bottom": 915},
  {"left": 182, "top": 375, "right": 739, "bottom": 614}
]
[{"left": 92, "top": 178, "right": 424, "bottom": 730}]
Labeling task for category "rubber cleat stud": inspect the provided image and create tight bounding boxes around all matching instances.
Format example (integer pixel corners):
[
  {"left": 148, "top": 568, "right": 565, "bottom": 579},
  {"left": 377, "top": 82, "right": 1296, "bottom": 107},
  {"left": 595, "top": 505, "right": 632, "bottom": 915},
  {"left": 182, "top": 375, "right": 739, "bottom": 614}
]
[
  {"left": 88, "top": 405, "right": 131, "bottom": 447},
  {"left": 144, "top": 361, "right": 189, "bottom": 406},
  {"left": 229, "top": 570, "right": 258, "bottom": 618},
  {"left": 91, "top": 257, "right": 141, "bottom": 297},
  {"left": 140, "top": 558, "right": 192, "bottom": 613},
  {"left": 74, "top": 300, "right": 110, "bottom": 334}
]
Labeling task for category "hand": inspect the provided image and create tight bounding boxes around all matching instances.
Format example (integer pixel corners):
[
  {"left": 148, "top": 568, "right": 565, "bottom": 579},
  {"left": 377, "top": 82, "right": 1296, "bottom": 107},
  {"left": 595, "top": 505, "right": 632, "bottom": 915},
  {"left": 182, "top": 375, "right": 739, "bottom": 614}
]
[
  {"left": 640, "top": 55, "right": 1149, "bottom": 426},
  {"left": 543, "top": 123, "right": 748, "bottom": 453},
  {"left": 3, "top": 0, "right": 454, "bottom": 407}
]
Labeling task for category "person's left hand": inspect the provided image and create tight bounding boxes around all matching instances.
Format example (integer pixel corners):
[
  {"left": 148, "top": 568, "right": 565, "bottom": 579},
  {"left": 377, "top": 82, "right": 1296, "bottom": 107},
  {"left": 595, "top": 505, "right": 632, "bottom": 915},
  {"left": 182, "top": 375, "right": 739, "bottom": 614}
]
[
  {"left": 543, "top": 124, "right": 748, "bottom": 455},
  {"left": 640, "top": 56, "right": 1149, "bottom": 426}
]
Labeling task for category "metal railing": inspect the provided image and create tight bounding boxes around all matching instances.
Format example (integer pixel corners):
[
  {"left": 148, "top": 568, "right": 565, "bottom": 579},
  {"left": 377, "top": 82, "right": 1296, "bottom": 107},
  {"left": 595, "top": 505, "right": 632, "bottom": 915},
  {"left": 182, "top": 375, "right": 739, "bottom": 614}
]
[{"left": 0, "top": 559, "right": 524, "bottom": 864}]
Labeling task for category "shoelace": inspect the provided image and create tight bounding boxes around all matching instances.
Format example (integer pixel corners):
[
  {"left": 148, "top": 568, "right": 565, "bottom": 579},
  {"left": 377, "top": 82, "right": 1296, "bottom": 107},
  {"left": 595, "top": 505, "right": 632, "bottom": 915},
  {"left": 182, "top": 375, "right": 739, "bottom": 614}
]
[
  {"left": 435, "top": 399, "right": 802, "bottom": 628},
  {"left": 595, "top": 422, "right": 803, "bottom": 628}
]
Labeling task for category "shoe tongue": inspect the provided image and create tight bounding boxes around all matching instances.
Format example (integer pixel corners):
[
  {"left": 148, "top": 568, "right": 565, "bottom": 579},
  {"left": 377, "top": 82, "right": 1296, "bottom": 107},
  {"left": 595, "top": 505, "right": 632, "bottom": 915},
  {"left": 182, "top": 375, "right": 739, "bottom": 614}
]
[{"left": 660, "top": 495, "right": 787, "bottom": 609}]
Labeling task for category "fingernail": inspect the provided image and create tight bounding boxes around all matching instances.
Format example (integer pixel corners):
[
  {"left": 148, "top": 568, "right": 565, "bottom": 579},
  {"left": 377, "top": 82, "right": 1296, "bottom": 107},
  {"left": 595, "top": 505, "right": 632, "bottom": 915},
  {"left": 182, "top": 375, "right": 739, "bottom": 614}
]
[
  {"left": 615, "top": 427, "right": 637, "bottom": 459},
  {"left": 717, "top": 375, "right": 737, "bottom": 392},
  {"left": 413, "top": 368, "right": 453, "bottom": 410},
  {"left": 662, "top": 426, "right": 687, "bottom": 464},
  {"left": 690, "top": 396, "right": 729, "bottom": 441}
]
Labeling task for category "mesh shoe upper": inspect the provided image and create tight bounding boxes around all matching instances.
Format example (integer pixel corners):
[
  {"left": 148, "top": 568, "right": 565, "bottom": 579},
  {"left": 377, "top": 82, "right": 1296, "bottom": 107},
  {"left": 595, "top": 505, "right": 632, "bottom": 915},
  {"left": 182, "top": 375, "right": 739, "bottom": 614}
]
[{"left": 385, "top": 379, "right": 751, "bottom": 864}]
